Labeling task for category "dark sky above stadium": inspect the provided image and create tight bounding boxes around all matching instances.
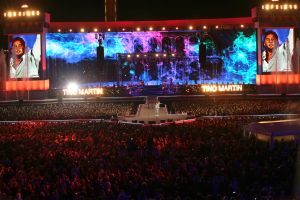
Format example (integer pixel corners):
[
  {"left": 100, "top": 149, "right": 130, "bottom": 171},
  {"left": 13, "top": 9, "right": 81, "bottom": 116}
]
[{"left": 0, "top": 0, "right": 260, "bottom": 22}]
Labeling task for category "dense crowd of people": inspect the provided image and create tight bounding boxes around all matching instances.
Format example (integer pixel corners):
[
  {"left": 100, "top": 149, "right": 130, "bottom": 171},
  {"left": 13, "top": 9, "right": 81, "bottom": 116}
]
[
  {"left": 0, "top": 102, "right": 139, "bottom": 121},
  {"left": 0, "top": 119, "right": 297, "bottom": 199},
  {"left": 1, "top": 97, "right": 300, "bottom": 121},
  {"left": 168, "top": 98, "right": 300, "bottom": 116},
  {"left": 0, "top": 97, "right": 299, "bottom": 199}
]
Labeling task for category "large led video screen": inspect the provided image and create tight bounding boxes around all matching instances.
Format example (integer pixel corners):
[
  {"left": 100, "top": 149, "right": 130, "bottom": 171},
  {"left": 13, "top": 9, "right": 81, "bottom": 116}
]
[
  {"left": 8, "top": 34, "right": 42, "bottom": 79},
  {"left": 261, "top": 28, "right": 294, "bottom": 73},
  {"left": 46, "top": 29, "right": 257, "bottom": 87}
]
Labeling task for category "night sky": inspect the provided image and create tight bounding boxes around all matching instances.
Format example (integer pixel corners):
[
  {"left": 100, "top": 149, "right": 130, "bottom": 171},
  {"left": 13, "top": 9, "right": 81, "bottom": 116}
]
[{"left": 0, "top": 0, "right": 260, "bottom": 22}]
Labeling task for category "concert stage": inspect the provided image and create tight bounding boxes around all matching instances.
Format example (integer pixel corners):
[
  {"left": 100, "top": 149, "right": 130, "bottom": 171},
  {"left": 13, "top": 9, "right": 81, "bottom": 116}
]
[{"left": 0, "top": 4, "right": 300, "bottom": 100}]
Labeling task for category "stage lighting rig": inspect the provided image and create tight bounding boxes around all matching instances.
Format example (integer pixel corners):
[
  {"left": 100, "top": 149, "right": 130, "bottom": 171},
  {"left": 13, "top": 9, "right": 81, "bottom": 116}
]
[
  {"left": 2, "top": 4, "right": 50, "bottom": 34},
  {"left": 253, "top": 0, "right": 300, "bottom": 26},
  {"left": 261, "top": 0, "right": 298, "bottom": 11},
  {"left": 3, "top": 4, "right": 41, "bottom": 19}
]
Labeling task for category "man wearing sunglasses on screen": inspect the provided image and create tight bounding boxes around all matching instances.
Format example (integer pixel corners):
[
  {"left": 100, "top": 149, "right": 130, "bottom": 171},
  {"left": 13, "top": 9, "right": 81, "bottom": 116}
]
[{"left": 9, "top": 36, "right": 40, "bottom": 78}]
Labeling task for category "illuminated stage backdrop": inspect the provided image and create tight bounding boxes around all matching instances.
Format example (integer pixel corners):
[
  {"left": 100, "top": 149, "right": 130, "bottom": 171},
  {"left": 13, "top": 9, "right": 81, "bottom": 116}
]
[{"left": 46, "top": 29, "right": 257, "bottom": 87}]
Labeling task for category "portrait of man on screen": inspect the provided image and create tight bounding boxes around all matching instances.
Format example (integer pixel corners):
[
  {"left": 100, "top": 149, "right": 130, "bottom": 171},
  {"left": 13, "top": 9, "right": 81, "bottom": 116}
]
[
  {"left": 262, "top": 28, "right": 294, "bottom": 73},
  {"left": 9, "top": 34, "right": 41, "bottom": 79}
]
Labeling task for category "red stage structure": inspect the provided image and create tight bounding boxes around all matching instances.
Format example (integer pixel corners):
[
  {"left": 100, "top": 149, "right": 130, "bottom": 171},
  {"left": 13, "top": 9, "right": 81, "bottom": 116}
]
[{"left": 0, "top": 1, "right": 300, "bottom": 100}]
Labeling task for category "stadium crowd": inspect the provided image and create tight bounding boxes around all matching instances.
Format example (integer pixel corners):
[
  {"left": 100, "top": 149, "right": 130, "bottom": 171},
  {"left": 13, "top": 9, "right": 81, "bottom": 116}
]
[
  {"left": 0, "top": 98, "right": 300, "bottom": 121},
  {"left": 0, "top": 102, "right": 139, "bottom": 121},
  {"left": 168, "top": 98, "right": 300, "bottom": 116},
  {"left": 0, "top": 119, "right": 297, "bottom": 199},
  {"left": 0, "top": 97, "right": 299, "bottom": 199}
]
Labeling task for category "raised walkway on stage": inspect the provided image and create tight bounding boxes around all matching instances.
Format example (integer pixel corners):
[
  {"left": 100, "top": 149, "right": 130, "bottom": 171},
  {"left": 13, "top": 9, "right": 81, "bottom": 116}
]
[{"left": 119, "top": 96, "right": 191, "bottom": 124}]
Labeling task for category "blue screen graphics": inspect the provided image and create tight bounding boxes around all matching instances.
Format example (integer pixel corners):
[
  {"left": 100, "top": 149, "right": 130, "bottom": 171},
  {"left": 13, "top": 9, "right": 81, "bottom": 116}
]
[{"left": 46, "top": 29, "right": 257, "bottom": 87}]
